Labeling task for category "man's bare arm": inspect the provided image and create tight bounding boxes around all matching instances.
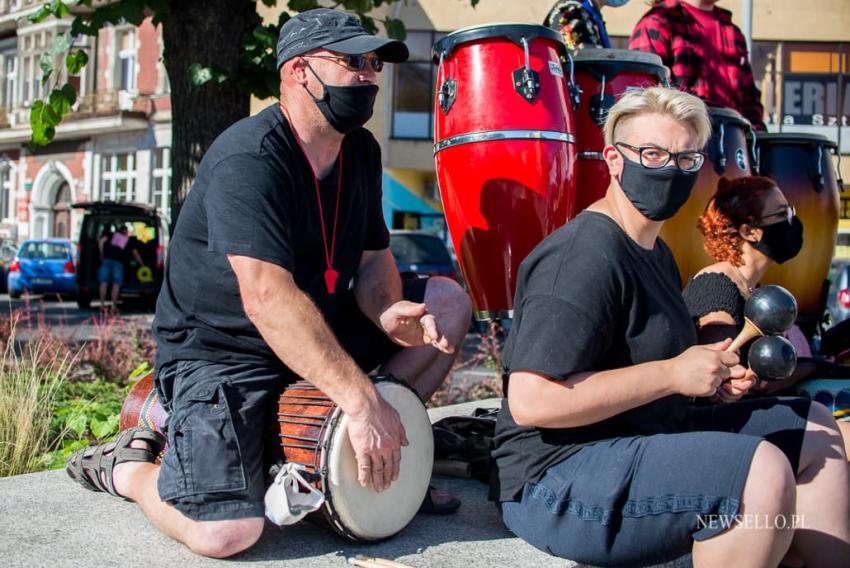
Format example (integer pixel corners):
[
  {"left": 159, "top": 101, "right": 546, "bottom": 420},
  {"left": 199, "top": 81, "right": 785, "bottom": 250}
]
[
  {"left": 354, "top": 248, "right": 401, "bottom": 327},
  {"left": 228, "top": 254, "right": 408, "bottom": 491}
]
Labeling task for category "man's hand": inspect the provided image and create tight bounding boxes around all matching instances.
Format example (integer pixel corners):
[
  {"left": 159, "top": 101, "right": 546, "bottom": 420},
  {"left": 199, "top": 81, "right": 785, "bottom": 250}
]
[
  {"left": 347, "top": 396, "right": 410, "bottom": 492},
  {"left": 378, "top": 301, "right": 454, "bottom": 354}
]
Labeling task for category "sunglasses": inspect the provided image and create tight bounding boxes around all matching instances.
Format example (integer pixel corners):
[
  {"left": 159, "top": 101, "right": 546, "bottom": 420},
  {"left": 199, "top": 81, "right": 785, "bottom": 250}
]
[
  {"left": 304, "top": 54, "right": 384, "bottom": 73},
  {"left": 758, "top": 205, "right": 796, "bottom": 225}
]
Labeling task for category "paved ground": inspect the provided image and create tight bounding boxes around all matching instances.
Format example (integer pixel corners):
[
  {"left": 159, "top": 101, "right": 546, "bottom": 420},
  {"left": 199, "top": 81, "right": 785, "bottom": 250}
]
[{"left": 0, "top": 401, "right": 693, "bottom": 568}]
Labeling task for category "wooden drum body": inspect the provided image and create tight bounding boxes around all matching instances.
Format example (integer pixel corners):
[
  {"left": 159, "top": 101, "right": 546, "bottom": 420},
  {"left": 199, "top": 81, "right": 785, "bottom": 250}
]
[
  {"left": 432, "top": 24, "right": 577, "bottom": 321},
  {"left": 572, "top": 48, "right": 669, "bottom": 212},
  {"left": 757, "top": 133, "right": 840, "bottom": 328},
  {"left": 661, "top": 107, "right": 757, "bottom": 283}
]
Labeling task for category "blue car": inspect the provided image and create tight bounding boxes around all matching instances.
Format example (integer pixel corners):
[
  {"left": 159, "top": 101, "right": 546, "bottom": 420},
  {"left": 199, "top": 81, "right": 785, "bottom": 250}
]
[{"left": 7, "top": 239, "right": 78, "bottom": 299}]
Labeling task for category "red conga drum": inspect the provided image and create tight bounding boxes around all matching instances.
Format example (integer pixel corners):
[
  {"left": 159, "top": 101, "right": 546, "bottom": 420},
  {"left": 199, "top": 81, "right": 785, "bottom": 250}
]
[
  {"left": 572, "top": 48, "right": 669, "bottom": 212},
  {"left": 661, "top": 107, "right": 757, "bottom": 283},
  {"left": 757, "top": 133, "right": 840, "bottom": 331},
  {"left": 432, "top": 24, "right": 577, "bottom": 322}
]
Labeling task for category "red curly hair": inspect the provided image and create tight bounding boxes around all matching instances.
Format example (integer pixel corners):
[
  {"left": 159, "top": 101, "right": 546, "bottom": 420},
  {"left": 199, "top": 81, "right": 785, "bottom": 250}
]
[{"left": 698, "top": 176, "right": 779, "bottom": 266}]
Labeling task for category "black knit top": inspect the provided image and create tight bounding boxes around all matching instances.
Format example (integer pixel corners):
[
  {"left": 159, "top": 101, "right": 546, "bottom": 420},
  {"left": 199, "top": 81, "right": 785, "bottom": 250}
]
[{"left": 682, "top": 272, "right": 746, "bottom": 328}]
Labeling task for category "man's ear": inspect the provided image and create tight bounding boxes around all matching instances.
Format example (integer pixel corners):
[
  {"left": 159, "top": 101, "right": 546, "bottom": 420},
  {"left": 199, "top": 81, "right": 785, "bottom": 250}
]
[{"left": 288, "top": 58, "right": 309, "bottom": 85}]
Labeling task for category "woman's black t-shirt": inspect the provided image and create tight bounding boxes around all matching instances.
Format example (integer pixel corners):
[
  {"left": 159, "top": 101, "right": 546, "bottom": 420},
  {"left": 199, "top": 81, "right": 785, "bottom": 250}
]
[
  {"left": 492, "top": 211, "right": 697, "bottom": 502},
  {"left": 153, "top": 104, "right": 389, "bottom": 371}
]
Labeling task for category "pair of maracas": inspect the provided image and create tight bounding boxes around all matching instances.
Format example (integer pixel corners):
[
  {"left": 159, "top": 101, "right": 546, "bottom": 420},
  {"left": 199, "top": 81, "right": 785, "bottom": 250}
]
[{"left": 726, "top": 284, "right": 798, "bottom": 381}]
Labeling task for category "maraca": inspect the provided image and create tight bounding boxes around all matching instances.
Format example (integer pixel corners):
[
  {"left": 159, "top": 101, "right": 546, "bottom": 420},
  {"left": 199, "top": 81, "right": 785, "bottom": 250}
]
[
  {"left": 748, "top": 335, "right": 798, "bottom": 381},
  {"left": 727, "top": 285, "right": 798, "bottom": 352}
]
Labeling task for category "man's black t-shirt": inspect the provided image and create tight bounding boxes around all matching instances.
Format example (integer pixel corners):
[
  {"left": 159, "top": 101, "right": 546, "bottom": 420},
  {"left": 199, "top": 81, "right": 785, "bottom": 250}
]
[
  {"left": 154, "top": 104, "right": 389, "bottom": 370},
  {"left": 491, "top": 211, "right": 697, "bottom": 502}
]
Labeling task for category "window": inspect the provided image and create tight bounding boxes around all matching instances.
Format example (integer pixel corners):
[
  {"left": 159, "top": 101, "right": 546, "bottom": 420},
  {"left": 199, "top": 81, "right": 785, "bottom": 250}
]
[
  {"left": 0, "top": 38, "right": 17, "bottom": 110},
  {"left": 100, "top": 152, "right": 136, "bottom": 202},
  {"left": 18, "top": 29, "right": 54, "bottom": 105},
  {"left": 391, "top": 31, "right": 446, "bottom": 139},
  {"left": 117, "top": 29, "right": 137, "bottom": 92},
  {"left": 20, "top": 241, "right": 70, "bottom": 260},
  {"left": 0, "top": 162, "right": 11, "bottom": 220},
  {"left": 151, "top": 147, "right": 171, "bottom": 213}
]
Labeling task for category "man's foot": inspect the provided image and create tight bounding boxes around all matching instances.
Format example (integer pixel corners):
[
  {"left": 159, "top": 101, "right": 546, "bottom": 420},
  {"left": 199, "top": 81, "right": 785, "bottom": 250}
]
[
  {"left": 66, "top": 427, "right": 164, "bottom": 501},
  {"left": 418, "top": 485, "right": 461, "bottom": 515}
]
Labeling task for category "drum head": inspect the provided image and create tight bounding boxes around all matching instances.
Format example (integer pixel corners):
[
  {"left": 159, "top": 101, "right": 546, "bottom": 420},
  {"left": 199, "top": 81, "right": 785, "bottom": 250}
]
[{"left": 325, "top": 381, "right": 433, "bottom": 541}]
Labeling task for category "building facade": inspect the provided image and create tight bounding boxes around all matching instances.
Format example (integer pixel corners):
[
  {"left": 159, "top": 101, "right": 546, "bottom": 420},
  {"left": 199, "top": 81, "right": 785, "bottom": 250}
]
[{"left": 0, "top": 0, "right": 171, "bottom": 244}]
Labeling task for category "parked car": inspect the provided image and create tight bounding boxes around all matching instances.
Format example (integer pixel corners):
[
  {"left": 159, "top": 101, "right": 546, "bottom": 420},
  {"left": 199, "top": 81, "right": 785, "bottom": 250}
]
[
  {"left": 826, "top": 259, "right": 850, "bottom": 328},
  {"left": 7, "top": 239, "right": 77, "bottom": 299},
  {"left": 0, "top": 240, "right": 18, "bottom": 293},
  {"left": 73, "top": 201, "right": 167, "bottom": 309},
  {"left": 389, "top": 230, "right": 458, "bottom": 281}
]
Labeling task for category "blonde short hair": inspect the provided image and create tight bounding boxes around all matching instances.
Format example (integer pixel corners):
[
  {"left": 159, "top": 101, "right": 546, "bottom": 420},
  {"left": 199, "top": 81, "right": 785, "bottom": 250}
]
[{"left": 603, "top": 86, "right": 711, "bottom": 150}]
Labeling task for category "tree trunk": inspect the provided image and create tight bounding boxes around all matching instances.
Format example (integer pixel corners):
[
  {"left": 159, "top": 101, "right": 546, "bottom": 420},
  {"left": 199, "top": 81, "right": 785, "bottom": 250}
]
[{"left": 162, "top": 0, "right": 260, "bottom": 227}]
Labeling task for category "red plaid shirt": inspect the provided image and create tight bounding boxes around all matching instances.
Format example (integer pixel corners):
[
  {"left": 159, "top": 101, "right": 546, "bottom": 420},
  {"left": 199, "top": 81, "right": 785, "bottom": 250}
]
[{"left": 628, "top": 0, "right": 765, "bottom": 130}]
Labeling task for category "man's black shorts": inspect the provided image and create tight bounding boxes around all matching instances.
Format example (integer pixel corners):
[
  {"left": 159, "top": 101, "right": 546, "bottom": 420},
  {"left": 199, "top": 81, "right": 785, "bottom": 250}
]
[{"left": 155, "top": 276, "right": 428, "bottom": 521}]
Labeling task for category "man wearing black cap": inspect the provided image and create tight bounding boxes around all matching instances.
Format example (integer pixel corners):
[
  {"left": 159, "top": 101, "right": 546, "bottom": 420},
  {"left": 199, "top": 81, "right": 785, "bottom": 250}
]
[{"left": 64, "top": 8, "right": 471, "bottom": 557}]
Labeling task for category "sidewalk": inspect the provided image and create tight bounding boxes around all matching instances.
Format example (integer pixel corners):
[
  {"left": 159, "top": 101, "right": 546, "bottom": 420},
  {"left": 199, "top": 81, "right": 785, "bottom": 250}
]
[{"left": 0, "top": 400, "right": 690, "bottom": 568}]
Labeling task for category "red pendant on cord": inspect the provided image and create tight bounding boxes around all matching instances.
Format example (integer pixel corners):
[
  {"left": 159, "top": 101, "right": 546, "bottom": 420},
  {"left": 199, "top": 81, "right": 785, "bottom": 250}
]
[
  {"left": 281, "top": 105, "right": 344, "bottom": 295},
  {"left": 323, "top": 268, "right": 339, "bottom": 295}
]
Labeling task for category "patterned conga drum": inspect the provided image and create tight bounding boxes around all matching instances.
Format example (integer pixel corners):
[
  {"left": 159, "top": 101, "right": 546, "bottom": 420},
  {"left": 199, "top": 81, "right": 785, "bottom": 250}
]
[
  {"left": 572, "top": 48, "right": 669, "bottom": 212},
  {"left": 432, "top": 24, "right": 577, "bottom": 322},
  {"left": 661, "top": 107, "right": 757, "bottom": 283},
  {"left": 758, "top": 133, "right": 840, "bottom": 329}
]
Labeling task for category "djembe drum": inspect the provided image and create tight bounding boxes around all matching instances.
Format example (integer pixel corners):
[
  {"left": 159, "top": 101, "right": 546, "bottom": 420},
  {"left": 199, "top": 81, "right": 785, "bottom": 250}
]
[{"left": 120, "top": 372, "right": 433, "bottom": 542}]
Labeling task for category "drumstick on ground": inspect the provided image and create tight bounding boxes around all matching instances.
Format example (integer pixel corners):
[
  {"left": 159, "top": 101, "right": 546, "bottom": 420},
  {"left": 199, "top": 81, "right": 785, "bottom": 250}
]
[{"left": 349, "top": 556, "right": 415, "bottom": 568}]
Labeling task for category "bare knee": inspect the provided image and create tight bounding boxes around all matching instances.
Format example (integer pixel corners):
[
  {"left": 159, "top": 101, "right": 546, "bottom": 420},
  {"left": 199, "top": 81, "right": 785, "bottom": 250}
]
[
  {"left": 425, "top": 276, "right": 472, "bottom": 339},
  {"left": 743, "top": 442, "right": 796, "bottom": 516},
  {"left": 802, "top": 401, "right": 847, "bottom": 465},
  {"left": 186, "top": 517, "right": 264, "bottom": 558}
]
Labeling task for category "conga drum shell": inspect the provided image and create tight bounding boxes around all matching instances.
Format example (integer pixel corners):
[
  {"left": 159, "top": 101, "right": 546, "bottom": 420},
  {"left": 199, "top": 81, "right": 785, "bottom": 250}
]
[
  {"left": 119, "top": 370, "right": 166, "bottom": 434},
  {"left": 757, "top": 133, "right": 840, "bottom": 323},
  {"left": 661, "top": 107, "right": 756, "bottom": 283},
  {"left": 572, "top": 49, "right": 669, "bottom": 213},
  {"left": 433, "top": 23, "right": 577, "bottom": 321}
]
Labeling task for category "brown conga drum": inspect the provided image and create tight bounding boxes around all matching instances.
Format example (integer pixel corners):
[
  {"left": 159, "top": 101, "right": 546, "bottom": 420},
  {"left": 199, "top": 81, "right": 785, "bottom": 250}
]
[
  {"left": 661, "top": 107, "right": 757, "bottom": 283},
  {"left": 757, "top": 133, "right": 840, "bottom": 330},
  {"left": 120, "top": 373, "right": 433, "bottom": 542}
]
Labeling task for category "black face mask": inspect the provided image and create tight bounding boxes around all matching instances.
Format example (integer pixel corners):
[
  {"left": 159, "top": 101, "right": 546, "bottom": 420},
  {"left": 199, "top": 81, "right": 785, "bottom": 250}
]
[
  {"left": 304, "top": 63, "right": 379, "bottom": 134},
  {"left": 754, "top": 217, "right": 804, "bottom": 264},
  {"left": 617, "top": 154, "right": 698, "bottom": 221}
]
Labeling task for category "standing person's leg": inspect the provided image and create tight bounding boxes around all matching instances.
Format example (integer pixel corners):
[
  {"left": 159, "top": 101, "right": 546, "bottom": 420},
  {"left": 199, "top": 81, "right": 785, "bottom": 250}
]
[
  {"left": 98, "top": 262, "right": 109, "bottom": 307},
  {"left": 378, "top": 276, "right": 472, "bottom": 399},
  {"left": 110, "top": 260, "right": 123, "bottom": 306}
]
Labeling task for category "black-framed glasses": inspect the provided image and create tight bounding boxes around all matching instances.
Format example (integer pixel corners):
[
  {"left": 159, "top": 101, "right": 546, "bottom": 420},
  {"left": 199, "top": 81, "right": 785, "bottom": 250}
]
[
  {"left": 758, "top": 205, "right": 796, "bottom": 225},
  {"left": 304, "top": 54, "right": 384, "bottom": 73},
  {"left": 615, "top": 142, "right": 706, "bottom": 173}
]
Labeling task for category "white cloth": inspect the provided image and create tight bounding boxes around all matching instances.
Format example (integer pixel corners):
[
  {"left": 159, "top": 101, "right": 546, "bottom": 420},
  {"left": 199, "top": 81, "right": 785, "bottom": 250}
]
[{"left": 264, "top": 463, "right": 325, "bottom": 526}]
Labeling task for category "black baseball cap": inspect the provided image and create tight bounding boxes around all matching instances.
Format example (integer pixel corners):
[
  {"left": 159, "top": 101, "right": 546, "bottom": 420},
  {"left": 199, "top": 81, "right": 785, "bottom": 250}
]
[{"left": 276, "top": 8, "right": 409, "bottom": 69}]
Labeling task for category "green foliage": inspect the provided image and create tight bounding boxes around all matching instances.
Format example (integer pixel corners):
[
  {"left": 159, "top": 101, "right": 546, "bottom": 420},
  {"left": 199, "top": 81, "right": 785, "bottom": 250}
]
[{"left": 66, "top": 49, "right": 88, "bottom": 75}]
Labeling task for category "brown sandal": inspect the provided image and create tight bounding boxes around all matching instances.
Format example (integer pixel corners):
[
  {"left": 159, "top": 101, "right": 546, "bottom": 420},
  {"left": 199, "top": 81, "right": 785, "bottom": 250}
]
[{"left": 65, "top": 427, "right": 165, "bottom": 501}]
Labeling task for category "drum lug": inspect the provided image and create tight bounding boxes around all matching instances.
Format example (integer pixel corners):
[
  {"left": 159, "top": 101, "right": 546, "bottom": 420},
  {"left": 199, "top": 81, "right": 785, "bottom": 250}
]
[
  {"left": 438, "top": 78, "right": 457, "bottom": 114},
  {"left": 513, "top": 37, "right": 541, "bottom": 102},
  {"left": 565, "top": 52, "right": 582, "bottom": 111},
  {"left": 513, "top": 67, "right": 540, "bottom": 102},
  {"left": 713, "top": 122, "right": 727, "bottom": 175}
]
